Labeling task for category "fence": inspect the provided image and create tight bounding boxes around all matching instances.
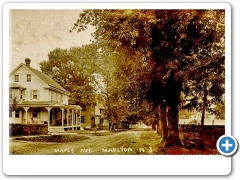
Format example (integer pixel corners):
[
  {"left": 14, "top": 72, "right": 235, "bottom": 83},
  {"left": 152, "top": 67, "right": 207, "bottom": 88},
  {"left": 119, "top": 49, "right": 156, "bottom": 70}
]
[
  {"left": 178, "top": 124, "right": 225, "bottom": 148},
  {"left": 9, "top": 123, "right": 48, "bottom": 136}
]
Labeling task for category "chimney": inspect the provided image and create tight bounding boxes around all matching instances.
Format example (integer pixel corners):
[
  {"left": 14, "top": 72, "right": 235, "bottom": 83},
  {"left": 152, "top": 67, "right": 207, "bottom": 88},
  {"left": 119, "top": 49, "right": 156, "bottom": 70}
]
[{"left": 25, "top": 58, "right": 31, "bottom": 67}]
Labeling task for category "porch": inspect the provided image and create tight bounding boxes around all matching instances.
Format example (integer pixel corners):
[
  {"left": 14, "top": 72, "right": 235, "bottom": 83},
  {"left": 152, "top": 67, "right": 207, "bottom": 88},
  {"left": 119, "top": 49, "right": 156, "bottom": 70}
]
[{"left": 17, "top": 101, "right": 82, "bottom": 133}]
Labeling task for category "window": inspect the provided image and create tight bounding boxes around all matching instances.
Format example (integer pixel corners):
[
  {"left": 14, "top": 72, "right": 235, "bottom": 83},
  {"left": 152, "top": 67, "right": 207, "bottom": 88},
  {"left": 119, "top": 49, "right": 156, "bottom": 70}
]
[
  {"left": 81, "top": 116, "right": 86, "bottom": 123},
  {"left": 31, "top": 90, "right": 40, "bottom": 99},
  {"left": 100, "top": 109, "right": 104, "bottom": 115},
  {"left": 15, "top": 110, "right": 20, "bottom": 118},
  {"left": 21, "top": 90, "right": 26, "bottom": 100},
  {"left": 33, "top": 90, "right": 38, "bottom": 99},
  {"left": 53, "top": 109, "right": 57, "bottom": 119},
  {"left": 9, "top": 89, "right": 12, "bottom": 99},
  {"left": 14, "top": 75, "right": 19, "bottom": 82},
  {"left": 27, "top": 74, "right": 31, "bottom": 82},
  {"left": 32, "top": 108, "right": 40, "bottom": 118},
  {"left": 9, "top": 107, "right": 12, "bottom": 117},
  {"left": 81, "top": 104, "right": 86, "bottom": 111},
  {"left": 51, "top": 91, "right": 53, "bottom": 101},
  {"left": 54, "top": 93, "right": 56, "bottom": 101},
  {"left": 32, "top": 111, "right": 38, "bottom": 118},
  {"left": 51, "top": 92, "right": 56, "bottom": 101}
]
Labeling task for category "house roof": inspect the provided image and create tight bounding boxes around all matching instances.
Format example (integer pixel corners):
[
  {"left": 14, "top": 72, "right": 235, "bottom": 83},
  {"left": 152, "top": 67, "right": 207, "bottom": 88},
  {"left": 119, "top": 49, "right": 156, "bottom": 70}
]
[
  {"left": 10, "top": 63, "right": 67, "bottom": 93},
  {"left": 27, "top": 66, "right": 67, "bottom": 92},
  {"left": 9, "top": 83, "right": 26, "bottom": 89},
  {"left": 98, "top": 103, "right": 105, "bottom": 109}
]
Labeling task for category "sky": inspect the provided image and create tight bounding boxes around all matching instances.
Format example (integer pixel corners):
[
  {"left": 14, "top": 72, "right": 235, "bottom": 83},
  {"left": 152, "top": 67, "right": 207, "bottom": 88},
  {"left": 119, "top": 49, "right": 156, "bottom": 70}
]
[{"left": 9, "top": 10, "right": 95, "bottom": 71}]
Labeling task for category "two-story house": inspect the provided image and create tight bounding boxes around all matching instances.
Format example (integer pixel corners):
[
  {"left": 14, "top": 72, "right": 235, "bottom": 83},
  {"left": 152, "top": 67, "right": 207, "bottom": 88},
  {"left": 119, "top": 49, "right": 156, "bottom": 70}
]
[
  {"left": 9, "top": 58, "right": 82, "bottom": 132},
  {"left": 80, "top": 103, "right": 107, "bottom": 128}
]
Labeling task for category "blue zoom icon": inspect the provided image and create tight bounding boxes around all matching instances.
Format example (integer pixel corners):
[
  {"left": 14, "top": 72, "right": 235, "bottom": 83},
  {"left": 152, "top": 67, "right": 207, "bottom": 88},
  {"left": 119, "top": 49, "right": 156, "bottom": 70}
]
[{"left": 217, "top": 135, "right": 238, "bottom": 156}]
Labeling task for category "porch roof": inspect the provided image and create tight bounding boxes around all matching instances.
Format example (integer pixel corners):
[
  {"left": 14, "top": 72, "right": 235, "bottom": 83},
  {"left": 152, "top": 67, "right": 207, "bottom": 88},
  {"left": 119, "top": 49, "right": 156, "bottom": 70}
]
[
  {"left": 19, "top": 101, "right": 59, "bottom": 106},
  {"left": 18, "top": 101, "right": 81, "bottom": 110},
  {"left": 9, "top": 83, "right": 26, "bottom": 89}
]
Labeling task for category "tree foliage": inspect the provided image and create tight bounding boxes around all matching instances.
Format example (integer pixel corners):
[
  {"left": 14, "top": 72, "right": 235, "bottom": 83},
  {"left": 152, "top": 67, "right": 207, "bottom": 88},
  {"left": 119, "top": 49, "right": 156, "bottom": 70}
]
[
  {"left": 215, "top": 102, "right": 225, "bottom": 119},
  {"left": 97, "top": 46, "right": 150, "bottom": 125},
  {"left": 72, "top": 9, "right": 225, "bottom": 146},
  {"left": 39, "top": 44, "right": 100, "bottom": 105}
]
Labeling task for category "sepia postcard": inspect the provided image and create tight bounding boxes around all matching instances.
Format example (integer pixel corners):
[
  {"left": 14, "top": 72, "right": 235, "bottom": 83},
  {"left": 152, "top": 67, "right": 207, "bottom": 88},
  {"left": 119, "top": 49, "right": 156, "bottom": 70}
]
[{"left": 3, "top": 2, "right": 231, "bottom": 175}]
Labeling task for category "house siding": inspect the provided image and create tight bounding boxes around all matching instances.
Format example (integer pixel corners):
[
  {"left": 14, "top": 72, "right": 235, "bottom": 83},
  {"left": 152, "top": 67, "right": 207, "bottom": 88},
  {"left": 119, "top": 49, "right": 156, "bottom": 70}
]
[
  {"left": 9, "top": 110, "right": 23, "bottom": 124},
  {"left": 10, "top": 66, "right": 48, "bottom": 101},
  {"left": 10, "top": 65, "right": 69, "bottom": 104},
  {"left": 81, "top": 105, "right": 92, "bottom": 127},
  {"left": 81, "top": 104, "right": 106, "bottom": 128}
]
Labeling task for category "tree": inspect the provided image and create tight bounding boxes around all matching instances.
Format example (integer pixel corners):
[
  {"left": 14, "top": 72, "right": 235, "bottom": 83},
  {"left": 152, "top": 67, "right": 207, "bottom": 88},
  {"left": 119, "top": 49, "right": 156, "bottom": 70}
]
[
  {"left": 215, "top": 102, "right": 225, "bottom": 119},
  {"left": 72, "top": 10, "right": 225, "bottom": 146},
  {"left": 9, "top": 96, "right": 18, "bottom": 116},
  {"left": 97, "top": 46, "right": 148, "bottom": 129},
  {"left": 39, "top": 44, "right": 100, "bottom": 105},
  {"left": 181, "top": 10, "right": 225, "bottom": 137}
]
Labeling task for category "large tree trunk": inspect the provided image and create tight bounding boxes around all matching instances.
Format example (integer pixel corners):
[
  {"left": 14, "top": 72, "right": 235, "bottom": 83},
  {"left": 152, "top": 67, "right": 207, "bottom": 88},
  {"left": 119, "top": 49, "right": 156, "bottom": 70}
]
[
  {"left": 157, "top": 119, "right": 162, "bottom": 137},
  {"left": 165, "top": 80, "right": 183, "bottom": 147},
  {"left": 158, "top": 105, "right": 168, "bottom": 143},
  {"left": 166, "top": 103, "right": 182, "bottom": 146}
]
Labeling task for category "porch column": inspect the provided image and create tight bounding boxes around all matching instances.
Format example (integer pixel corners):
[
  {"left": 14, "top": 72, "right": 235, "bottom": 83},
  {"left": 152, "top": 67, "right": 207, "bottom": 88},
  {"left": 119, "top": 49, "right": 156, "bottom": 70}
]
[
  {"left": 66, "top": 109, "right": 69, "bottom": 126},
  {"left": 60, "top": 108, "right": 64, "bottom": 126},
  {"left": 46, "top": 107, "right": 52, "bottom": 133},
  {"left": 72, "top": 109, "right": 74, "bottom": 127},
  {"left": 76, "top": 110, "right": 78, "bottom": 126},
  {"left": 79, "top": 108, "right": 82, "bottom": 129},
  {"left": 23, "top": 107, "right": 30, "bottom": 124}
]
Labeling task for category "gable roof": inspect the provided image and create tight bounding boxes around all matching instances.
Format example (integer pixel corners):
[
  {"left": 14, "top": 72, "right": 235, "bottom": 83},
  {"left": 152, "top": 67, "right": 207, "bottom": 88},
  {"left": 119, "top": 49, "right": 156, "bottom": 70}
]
[
  {"left": 27, "top": 66, "right": 66, "bottom": 92},
  {"left": 10, "top": 63, "right": 68, "bottom": 93}
]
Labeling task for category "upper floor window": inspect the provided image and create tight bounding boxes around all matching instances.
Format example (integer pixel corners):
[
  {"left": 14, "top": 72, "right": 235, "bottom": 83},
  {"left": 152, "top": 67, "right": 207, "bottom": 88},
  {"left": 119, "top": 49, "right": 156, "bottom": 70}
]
[
  {"left": 27, "top": 74, "right": 31, "bottom": 82},
  {"left": 51, "top": 91, "right": 53, "bottom": 101},
  {"left": 30, "top": 90, "right": 40, "bottom": 100},
  {"left": 21, "top": 90, "right": 26, "bottom": 100},
  {"left": 51, "top": 91, "right": 56, "bottom": 101},
  {"left": 14, "top": 75, "right": 19, "bottom": 82},
  {"left": 33, "top": 90, "right": 38, "bottom": 99},
  {"left": 100, "top": 109, "right": 104, "bottom": 115},
  {"left": 60, "top": 94, "right": 63, "bottom": 103},
  {"left": 81, "top": 104, "right": 86, "bottom": 111}
]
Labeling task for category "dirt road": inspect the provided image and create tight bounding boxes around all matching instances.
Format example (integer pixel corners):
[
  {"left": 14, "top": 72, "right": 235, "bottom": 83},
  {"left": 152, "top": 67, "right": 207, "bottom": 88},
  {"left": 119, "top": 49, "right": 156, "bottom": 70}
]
[{"left": 9, "top": 130, "right": 160, "bottom": 155}]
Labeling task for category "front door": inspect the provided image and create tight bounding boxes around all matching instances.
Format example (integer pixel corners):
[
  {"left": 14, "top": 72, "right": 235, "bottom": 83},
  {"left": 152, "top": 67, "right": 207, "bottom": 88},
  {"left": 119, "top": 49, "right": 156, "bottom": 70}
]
[
  {"left": 50, "top": 110, "right": 52, "bottom": 124},
  {"left": 91, "top": 116, "right": 95, "bottom": 127}
]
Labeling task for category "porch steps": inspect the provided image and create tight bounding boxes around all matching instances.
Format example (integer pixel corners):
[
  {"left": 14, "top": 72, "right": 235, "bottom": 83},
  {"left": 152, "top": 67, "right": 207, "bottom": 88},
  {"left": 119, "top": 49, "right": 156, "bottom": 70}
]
[
  {"left": 49, "top": 127, "right": 65, "bottom": 133},
  {"left": 49, "top": 126, "right": 83, "bottom": 133}
]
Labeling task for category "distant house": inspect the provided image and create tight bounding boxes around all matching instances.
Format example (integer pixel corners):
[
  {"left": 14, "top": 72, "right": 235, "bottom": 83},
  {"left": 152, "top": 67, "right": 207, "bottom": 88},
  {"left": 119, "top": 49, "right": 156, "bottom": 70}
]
[
  {"left": 179, "top": 110, "right": 224, "bottom": 126},
  {"left": 80, "top": 103, "right": 107, "bottom": 128},
  {"left": 9, "top": 58, "right": 82, "bottom": 132}
]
